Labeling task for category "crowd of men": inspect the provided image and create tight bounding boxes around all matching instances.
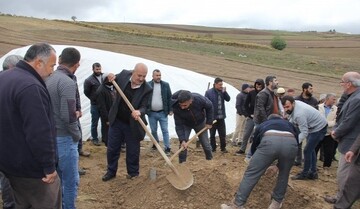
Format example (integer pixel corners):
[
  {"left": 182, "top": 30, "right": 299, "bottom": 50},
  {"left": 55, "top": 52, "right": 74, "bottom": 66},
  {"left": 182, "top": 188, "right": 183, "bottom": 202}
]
[{"left": 0, "top": 43, "right": 359, "bottom": 209}]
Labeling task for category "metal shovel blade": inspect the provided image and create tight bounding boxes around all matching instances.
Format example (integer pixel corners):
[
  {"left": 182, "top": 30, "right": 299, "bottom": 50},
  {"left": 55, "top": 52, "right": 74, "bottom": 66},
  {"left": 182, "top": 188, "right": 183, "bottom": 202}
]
[{"left": 166, "top": 164, "right": 194, "bottom": 190}]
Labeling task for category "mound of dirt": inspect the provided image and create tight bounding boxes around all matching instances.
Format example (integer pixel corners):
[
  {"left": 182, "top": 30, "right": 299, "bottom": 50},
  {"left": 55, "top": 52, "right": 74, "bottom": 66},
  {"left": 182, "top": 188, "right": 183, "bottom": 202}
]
[{"left": 76, "top": 139, "right": 340, "bottom": 209}]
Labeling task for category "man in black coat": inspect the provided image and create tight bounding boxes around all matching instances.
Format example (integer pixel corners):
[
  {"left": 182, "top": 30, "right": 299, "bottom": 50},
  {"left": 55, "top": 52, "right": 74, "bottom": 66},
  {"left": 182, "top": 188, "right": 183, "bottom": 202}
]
[{"left": 102, "top": 63, "right": 152, "bottom": 181}]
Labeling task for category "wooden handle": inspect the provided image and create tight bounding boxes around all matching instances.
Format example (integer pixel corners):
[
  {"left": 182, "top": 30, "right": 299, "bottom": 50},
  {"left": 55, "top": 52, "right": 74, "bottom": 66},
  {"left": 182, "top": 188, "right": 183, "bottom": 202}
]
[
  {"left": 169, "top": 120, "right": 217, "bottom": 162},
  {"left": 111, "top": 80, "right": 176, "bottom": 168}
]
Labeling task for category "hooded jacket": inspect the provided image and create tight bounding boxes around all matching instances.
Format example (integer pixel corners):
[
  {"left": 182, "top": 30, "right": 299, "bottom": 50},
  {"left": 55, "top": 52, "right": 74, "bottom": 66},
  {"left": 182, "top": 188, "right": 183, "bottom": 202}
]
[{"left": 244, "top": 79, "right": 265, "bottom": 117}]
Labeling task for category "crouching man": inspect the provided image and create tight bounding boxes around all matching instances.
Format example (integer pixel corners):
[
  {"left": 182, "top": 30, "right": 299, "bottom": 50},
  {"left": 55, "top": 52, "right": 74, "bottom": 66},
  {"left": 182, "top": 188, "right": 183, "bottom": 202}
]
[{"left": 221, "top": 114, "right": 298, "bottom": 209}]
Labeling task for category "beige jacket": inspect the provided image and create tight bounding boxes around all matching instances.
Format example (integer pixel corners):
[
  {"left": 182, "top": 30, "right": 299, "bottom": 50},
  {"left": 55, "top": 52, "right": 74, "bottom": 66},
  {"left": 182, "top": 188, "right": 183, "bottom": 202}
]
[{"left": 318, "top": 103, "right": 338, "bottom": 135}]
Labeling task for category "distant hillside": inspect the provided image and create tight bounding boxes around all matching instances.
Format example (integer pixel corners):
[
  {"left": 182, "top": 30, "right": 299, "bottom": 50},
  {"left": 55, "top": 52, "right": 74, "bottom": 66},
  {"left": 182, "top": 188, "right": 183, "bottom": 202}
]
[{"left": 1, "top": 14, "right": 360, "bottom": 76}]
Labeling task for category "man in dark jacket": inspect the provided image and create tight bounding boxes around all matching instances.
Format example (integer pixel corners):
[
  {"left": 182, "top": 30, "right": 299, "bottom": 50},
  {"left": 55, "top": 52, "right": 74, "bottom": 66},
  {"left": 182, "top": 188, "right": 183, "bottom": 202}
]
[
  {"left": 295, "top": 82, "right": 318, "bottom": 108},
  {"left": 253, "top": 75, "right": 280, "bottom": 125},
  {"left": 95, "top": 75, "right": 116, "bottom": 146},
  {"left": 84, "top": 62, "right": 104, "bottom": 146},
  {"left": 172, "top": 90, "right": 214, "bottom": 163},
  {"left": 205, "top": 77, "right": 231, "bottom": 153},
  {"left": 325, "top": 72, "right": 360, "bottom": 205},
  {"left": 0, "top": 43, "right": 61, "bottom": 208},
  {"left": 231, "top": 83, "right": 251, "bottom": 145},
  {"left": 222, "top": 114, "right": 299, "bottom": 209},
  {"left": 333, "top": 133, "right": 360, "bottom": 209},
  {"left": 0, "top": 54, "right": 22, "bottom": 209},
  {"left": 235, "top": 79, "right": 265, "bottom": 155},
  {"left": 102, "top": 63, "right": 152, "bottom": 181}
]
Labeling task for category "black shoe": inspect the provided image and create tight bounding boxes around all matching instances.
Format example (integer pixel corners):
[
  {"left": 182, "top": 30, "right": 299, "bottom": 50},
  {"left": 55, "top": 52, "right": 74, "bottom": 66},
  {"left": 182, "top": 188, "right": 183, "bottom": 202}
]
[
  {"left": 291, "top": 173, "right": 308, "bottom": 180},
  {"left": 221, "top": 149, "right": 229, "bottom": 153},
  {"left": 293, "top": 161, "right": 302, "bottom": 167},
  {"left": 78, "top": 168, "right": 86, "bottom": 176},
  {"left": 235, "top": 150, "right": 245, "bottom": 156},
  {"left": 102, "top": 172, "right": 116, "bottom": 181},
  {"left": 151, "top": 144, "right": 157, "bottom": 151},
  {"left": 307, "top": 172, "right": 319, "bottom": 180},
  {"left": 126, "top": 174, "right": 139, "bottom": 180},
  {"left": 164, "top": 148, "right": 171, "bottom": 156},
  {"left": 92, "top": 140, "right": 101, "bottom": 146}
]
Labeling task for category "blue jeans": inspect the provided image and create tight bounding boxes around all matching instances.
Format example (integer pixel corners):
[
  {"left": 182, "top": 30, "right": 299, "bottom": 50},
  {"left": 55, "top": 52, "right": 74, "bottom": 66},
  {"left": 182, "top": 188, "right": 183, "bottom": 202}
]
[
  {"left": 90, "top": 104, "right": 100, "bottom": 142},
  {"left": 148, "top": 111, "right": 170, "bottom": 149},
  {"left": 234, "top": 135, "right": 298, "bottom": 206},
  {"left": 301, "top": 125, "right": 327, "bottom": 175},
  {"left": 107, "top": 119, "right": 140, "bottom": 177},
  {"left": 56, "top": 136, "right": 79, "bottom": 209},
  {"left": 178, "top": 121, "right": 213, "bottom": 163}
]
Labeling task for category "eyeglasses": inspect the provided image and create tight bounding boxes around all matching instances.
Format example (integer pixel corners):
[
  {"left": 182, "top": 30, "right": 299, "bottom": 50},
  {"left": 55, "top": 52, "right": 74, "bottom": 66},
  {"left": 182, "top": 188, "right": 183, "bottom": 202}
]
[{"left": 340, "top": 80, "right": 350, "bottom": 84}]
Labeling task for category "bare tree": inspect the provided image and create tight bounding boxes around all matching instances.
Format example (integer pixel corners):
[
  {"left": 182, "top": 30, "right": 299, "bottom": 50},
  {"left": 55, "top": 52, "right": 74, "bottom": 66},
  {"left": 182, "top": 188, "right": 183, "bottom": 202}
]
[{"left": 71, "top": 16, "right": 77, "bottom": 21}]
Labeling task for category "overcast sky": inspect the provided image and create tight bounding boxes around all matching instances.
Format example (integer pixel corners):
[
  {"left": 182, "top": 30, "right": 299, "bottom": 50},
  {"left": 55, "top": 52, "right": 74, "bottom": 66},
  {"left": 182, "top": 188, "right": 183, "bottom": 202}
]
[{"left": 1, "top": 0, "right": 359, "bottom": 34}]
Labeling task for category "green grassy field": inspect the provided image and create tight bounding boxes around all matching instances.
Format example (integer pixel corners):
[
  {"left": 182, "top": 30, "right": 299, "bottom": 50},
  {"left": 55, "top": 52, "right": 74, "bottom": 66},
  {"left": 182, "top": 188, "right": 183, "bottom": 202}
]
[{"left": 1, "top": 14, "right": 359, "bottom": 77}]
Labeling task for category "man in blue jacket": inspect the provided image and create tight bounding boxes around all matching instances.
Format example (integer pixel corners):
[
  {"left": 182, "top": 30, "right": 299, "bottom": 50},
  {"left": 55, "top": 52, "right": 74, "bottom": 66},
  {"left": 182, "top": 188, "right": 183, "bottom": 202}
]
[
  {"left": 0, "top": 43, "right": 61, "bottom": 209},
  {"left": 205, "top": 77, "right": 231, "bottom": 153},
  {"left": 172, "top": 90, "right": 214, "bottom": 163}
]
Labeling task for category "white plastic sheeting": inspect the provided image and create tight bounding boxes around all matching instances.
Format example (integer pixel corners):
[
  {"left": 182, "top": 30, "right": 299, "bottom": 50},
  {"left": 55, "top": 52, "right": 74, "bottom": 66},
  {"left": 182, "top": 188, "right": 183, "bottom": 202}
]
[{"left": 0, "top": 45, "right": 240, "bottom": 141}]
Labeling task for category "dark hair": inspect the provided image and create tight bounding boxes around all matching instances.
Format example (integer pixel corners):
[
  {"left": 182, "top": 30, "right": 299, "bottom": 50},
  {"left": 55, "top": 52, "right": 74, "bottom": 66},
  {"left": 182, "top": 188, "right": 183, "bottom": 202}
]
[
  {"left": 178, "top": 90, "right": 193, "bottom": 103},
  {"left": 24, "top": 43, "right": 55, "bottom": 62},
  {"left": 92, "top": 62, "right": 101, "bottom": 69},
  {"left": 281, "top": 95, "right": 295, "bottom": 106},
  {"left": 214, "top": 77, "right": 223, "bottom": 84},
  {"left": 265, "top": 76, "right": 276, "bottom": 86},
  {"left": 302, "top": 82, "right": 312, "bottom": 90},
  {"left": 153, "top": 69, "right": 160, "bottom": 73},
  {"left": 267, "top": 114, "right": 282, "bottom": 120},
  {"left": 59, "top": 47, "right": 80, "bottom": 67}
]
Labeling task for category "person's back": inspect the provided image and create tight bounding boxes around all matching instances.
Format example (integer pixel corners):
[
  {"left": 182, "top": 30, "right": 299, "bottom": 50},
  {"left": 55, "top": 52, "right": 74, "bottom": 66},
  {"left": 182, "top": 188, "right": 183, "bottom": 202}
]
[{"left": 289, "top": 100, "right": 327, "bottom": 139}]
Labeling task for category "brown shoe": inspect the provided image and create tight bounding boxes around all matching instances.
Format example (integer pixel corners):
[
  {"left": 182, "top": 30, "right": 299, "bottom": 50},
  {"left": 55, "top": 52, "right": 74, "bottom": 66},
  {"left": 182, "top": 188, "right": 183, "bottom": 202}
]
[
  {"left": 324, "top": 195, "right": 337, "bottom": 204},
  {"left": 79, "top": 150, "right": 90, "bottom": 157}
]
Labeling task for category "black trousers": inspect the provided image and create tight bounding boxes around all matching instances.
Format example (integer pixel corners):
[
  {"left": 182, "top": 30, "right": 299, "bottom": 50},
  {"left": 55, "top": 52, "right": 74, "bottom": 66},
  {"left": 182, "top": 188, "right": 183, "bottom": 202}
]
[
  {"left": 209, "top": 119, "right": 226, "bottom": 151},
  {"left": 315, "top": 135, "right": 336, "bottom": 167}
]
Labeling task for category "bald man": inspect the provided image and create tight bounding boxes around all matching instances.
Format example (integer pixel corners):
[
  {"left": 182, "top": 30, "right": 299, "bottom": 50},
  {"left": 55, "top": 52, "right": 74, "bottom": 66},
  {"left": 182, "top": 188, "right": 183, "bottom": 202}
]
[
  {"left": 102, "top": 63, "right": 153, "bottom": 181},
  {"left": 325, "top": 72, "right": 360, "bottom": 205}
]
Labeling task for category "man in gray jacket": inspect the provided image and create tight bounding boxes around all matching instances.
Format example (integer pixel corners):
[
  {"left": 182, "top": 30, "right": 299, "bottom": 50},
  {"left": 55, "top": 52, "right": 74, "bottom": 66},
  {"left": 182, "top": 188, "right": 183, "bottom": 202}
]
[
  {"left": 324, "top": 71, "right": 360, "bottom": 205},
  {"left": 281, "top": 96, "right": 327, "bottom": 180},
  {"left": 46, "top": 47, "right": 82, "bottom": 209}
]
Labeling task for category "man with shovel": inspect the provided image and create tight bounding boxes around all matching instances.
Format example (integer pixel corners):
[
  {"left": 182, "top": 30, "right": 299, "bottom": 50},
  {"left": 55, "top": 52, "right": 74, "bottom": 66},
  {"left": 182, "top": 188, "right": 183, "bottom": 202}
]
[
  {"left": 171, "top": 90, "right": 214, "bottom": 163},
  {"left": 102, "top": 63, "right": 152, "bottom": 181}
]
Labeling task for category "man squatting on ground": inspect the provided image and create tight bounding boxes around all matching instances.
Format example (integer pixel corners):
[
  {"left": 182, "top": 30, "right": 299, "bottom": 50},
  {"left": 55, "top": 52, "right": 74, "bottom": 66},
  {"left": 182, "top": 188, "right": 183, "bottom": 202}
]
[{"left": 221, "top": 114, "right": 299, "bottom": 209}]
